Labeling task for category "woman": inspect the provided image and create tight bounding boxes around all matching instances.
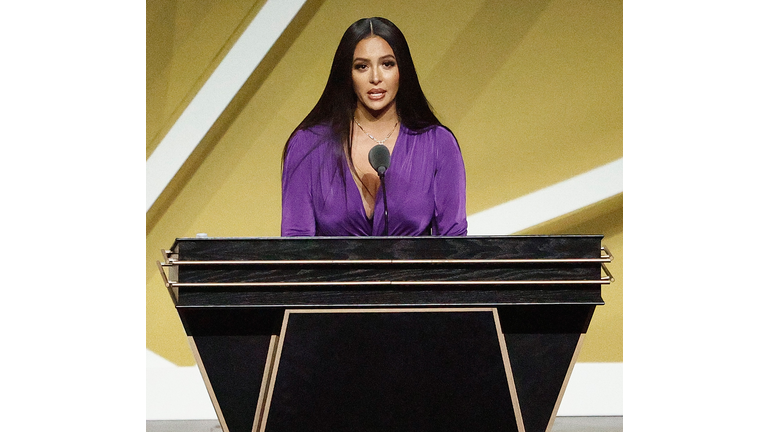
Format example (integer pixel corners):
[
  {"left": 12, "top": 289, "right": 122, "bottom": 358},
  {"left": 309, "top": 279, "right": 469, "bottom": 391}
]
[{"left": 281, "top": 17, "right": 467, "bottom": 237}]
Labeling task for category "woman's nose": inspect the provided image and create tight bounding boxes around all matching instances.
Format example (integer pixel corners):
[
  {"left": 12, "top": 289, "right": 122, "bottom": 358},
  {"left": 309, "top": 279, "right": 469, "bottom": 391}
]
[{"left": 370, "top": 67, "right": 381, "bottom": 84}]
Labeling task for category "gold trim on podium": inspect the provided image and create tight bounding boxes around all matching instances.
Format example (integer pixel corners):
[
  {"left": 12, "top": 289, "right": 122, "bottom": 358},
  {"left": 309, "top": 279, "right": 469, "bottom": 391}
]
[
  {"left": 544, "top": 334, "right": 586, "bottom": 432},
  {"left": 493, "top": 308, "right": 526, "bottom": 432},
  {"left": 188, "top": 336, "right": 230, "bottom": 432},
  {"left": 155, "top": 245, "right": 615, "bottom": 295},
  {"left": 251, "top": 335, "right": 279, "bottom": 432},
  {"left": 257, "top": 310, "right": 291, "bottom": 432}
]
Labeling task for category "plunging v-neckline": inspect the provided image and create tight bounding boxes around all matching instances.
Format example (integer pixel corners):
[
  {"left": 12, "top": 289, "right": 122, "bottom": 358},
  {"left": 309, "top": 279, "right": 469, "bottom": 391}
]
[{"left": 348, "top": 124, "right": 401, "bottom": 223}]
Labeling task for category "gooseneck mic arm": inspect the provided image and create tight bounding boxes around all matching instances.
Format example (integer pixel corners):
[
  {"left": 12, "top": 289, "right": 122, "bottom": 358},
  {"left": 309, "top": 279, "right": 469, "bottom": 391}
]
[{"left": 368, "top": 144, "right": 391, "bottom": 236}]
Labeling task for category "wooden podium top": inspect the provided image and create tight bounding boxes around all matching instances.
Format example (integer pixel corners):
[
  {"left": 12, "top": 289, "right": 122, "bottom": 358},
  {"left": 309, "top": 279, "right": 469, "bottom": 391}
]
[
  {"left": 161, "top": 236, "right": 610, "bottom": 309},
  {"left": 171, "top": 235, "right": 604, "bottom": 261}
]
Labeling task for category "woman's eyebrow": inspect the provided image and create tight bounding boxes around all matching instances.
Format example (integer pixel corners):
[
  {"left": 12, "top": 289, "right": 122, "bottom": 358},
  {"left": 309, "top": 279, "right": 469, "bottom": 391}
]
[{"left": 353, "top": 54, "right": 396, "bottom": 62}]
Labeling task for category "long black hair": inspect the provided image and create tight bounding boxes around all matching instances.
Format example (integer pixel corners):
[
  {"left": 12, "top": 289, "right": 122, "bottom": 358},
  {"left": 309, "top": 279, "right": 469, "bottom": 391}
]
[{"left": 282, "top": 17, "right": 443, "bottom": 168}]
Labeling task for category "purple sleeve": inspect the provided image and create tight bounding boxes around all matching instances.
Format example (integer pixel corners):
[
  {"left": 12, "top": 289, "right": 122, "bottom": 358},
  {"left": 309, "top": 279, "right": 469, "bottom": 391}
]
[
  {"left": 281, "top": 132, "right": 316, "bottom": 236},
  {"left": 433, "top": 128, "right": 468, "bottom": 236}
]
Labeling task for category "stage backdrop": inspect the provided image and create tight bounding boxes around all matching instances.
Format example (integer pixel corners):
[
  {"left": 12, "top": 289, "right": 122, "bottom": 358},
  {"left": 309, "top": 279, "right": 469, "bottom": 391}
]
[{"left": 146, "top": 0, "right": 622, "bottom": 418}]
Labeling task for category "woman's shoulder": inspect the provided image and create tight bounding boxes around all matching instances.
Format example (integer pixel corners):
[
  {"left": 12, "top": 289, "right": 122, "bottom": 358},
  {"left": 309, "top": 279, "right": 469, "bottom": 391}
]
[
  {"left": 432, "top": 125, "right": 457, "bottom": 142},
  {"left": 286, "top": 123, "right": 335, "bottom": 154},
  {"left": 289, "top": 123, "right": 334, "bottom": 143},
  {"left": 404, "top": 123, "right": 454, "bottom": 138},
  {"left": 405, "top": 124, "right": 458, "bottom": 149}
]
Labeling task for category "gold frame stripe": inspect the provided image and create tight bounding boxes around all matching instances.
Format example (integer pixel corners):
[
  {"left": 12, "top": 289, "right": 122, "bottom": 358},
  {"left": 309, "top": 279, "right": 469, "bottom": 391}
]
[
  {"left": 251, "top": 335, "right": 280, "bottom": 432},
  {"left": 188, "top": 336, "right": 230, "bottom": 432},
  {"left": 544, "top": 334, "right": 586, "bottom": 432},
  {"left": 257, "top": 308, "right": 527, "bottom": 431},
  {"left": 493, "top": 308, "right": 527, "bottom": 432},
  {"left": 164, "top": 278, "right": 611, "bottom": 287},
  {"left": 166, "top": 257, "right": 610, "bottom": 265},
  {"left": 258, "top": 310, "right": 292, "bottom": 432}
]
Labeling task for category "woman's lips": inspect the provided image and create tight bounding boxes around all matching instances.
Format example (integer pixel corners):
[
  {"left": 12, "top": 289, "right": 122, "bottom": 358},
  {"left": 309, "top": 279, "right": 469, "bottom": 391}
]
[{"left": 368, "top": 89, "right": 386, "bottom": 100}]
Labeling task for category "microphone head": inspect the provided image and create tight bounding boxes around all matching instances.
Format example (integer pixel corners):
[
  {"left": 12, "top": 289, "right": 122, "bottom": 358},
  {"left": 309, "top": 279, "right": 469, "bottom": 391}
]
[{"left": 368, "top": 144, "right": 391, "bottom": 175}]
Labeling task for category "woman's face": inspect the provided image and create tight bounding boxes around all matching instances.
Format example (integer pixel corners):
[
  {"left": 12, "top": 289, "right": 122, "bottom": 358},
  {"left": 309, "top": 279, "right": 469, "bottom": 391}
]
[{"left": 351, "top": 36, "right": 400, "bottom": 116}]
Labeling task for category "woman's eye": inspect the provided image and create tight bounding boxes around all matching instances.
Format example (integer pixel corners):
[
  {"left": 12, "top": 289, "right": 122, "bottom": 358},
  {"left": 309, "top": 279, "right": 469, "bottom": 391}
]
[
  {"left": 384, "top": 61, "right": 396, "bottom": 67},
  {"left": 354, "top": 64, "right": 367, "bottom": 70}
]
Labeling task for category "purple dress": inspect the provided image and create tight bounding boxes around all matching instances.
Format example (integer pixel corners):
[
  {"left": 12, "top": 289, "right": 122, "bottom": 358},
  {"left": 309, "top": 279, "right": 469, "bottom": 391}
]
[{"left": 281, "top": 123, "right": 467, "bottom": 236}]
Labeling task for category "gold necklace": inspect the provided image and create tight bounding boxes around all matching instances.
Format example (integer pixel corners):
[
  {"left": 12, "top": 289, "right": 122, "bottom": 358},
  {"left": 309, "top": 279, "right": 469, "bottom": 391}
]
[{"left": 354, "top": 118, "right": 399, "bottom": 145}]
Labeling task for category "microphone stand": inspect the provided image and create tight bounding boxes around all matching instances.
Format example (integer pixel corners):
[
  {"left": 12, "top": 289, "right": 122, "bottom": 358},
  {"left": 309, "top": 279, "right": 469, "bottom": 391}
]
[
  {"left": 378, "top": 170, "right": 389, "bottom": 236},
  {"left": 368, "top": 144, "right": 391, "bottom": 237}
]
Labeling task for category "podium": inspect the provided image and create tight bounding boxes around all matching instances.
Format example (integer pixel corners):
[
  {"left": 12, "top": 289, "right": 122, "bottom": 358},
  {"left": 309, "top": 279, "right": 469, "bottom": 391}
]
[{"left": 158, "top": 236, "right": 612, "bottom": 432}]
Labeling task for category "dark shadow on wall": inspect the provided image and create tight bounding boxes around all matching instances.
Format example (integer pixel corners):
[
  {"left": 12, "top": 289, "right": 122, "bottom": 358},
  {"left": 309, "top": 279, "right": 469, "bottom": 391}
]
[{"left": 423, "top": 0, "right": 552, "bottom": 126}]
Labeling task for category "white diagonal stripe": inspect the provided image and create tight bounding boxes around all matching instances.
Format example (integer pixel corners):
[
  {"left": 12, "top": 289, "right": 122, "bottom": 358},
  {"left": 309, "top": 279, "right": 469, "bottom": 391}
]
[
  {"left": 146, "top": 0, "right": 307, "bottom": 212},
  {"left": 467, "top": 158, "right": 623, "bottom": 235}
]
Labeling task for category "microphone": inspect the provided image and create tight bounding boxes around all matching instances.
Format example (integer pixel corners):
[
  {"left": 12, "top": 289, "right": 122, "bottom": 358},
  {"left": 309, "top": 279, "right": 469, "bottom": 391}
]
[
  {"left": 368, "top": 144, "right": 390, "bottom": 175},
  {"left": 368, "top": 145, "right": 391, "bottom": 236}
]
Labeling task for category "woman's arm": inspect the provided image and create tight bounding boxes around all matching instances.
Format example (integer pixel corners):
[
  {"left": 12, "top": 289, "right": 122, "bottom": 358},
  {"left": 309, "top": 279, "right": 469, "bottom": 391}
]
[
  {"left": 281, "top": 133, "right": 316, "bottom": 236},
  {"left": 432, "top": 128, "right": 468, "bottom": 236}
]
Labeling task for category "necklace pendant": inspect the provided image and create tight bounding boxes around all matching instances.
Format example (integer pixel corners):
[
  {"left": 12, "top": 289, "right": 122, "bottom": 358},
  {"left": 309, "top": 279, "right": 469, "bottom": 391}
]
[{"left": 355, "top": 117, "right": 399, "bottom": 146}]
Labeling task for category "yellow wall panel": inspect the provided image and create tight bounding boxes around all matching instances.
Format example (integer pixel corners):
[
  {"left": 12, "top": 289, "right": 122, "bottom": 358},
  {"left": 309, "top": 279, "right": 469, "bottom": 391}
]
[
  {"left": 453, "top": 1, "right": 623, "bottom": 214},
  {"left": 146, "top": 0, "right": 268, "bottom": 157}
]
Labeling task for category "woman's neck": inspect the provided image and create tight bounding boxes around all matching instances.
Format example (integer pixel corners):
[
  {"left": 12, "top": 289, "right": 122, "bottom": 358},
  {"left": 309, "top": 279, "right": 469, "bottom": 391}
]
[{"left": 354, "top": 102, "right": 398, "bottom": 126}]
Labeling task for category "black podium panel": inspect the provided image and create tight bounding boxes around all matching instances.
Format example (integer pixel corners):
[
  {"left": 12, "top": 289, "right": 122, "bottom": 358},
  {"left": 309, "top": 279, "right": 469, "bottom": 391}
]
[
  {"left": 193, "top": 335, "right": 271, "bottom": 432},
  {"left": 504, "top": 333, "right": 581, "bottom": 432},
  {"left": 180, "top": 308, "right": 284, "bottom": 432},
  {"left": 497, "top": 304, "right": 595, "bottom": 432},
  {"left": 263, "top": 310, "right": 519, "bottom": 432}
]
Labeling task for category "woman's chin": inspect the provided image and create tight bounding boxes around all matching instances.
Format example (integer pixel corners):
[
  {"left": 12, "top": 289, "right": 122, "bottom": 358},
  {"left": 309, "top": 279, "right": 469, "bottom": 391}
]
[{"left": 358, "top": 100, "right": 396, "bottom": 117}]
